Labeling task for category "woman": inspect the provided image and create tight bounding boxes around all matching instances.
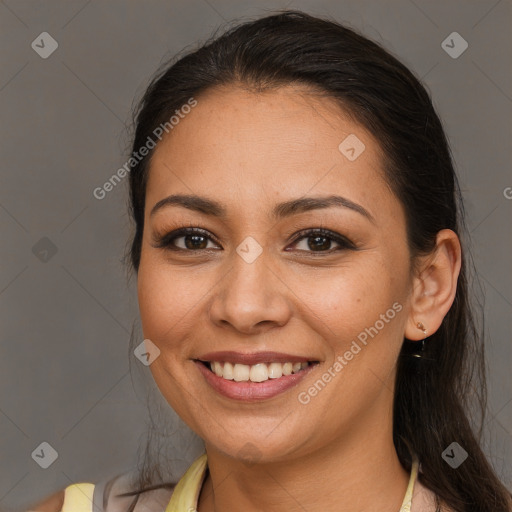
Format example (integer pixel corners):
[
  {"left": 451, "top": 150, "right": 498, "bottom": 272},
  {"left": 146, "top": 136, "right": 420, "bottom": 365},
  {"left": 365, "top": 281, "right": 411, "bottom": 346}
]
[{"left": 31, "top": 9, "right": 512, "bottom": 512}]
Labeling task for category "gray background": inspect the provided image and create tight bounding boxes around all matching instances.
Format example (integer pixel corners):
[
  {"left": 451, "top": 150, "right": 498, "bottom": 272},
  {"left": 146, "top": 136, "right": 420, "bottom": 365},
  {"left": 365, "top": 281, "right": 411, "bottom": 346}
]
[{"left": 1, "top": 0, "right": 511, "bottom": 510}]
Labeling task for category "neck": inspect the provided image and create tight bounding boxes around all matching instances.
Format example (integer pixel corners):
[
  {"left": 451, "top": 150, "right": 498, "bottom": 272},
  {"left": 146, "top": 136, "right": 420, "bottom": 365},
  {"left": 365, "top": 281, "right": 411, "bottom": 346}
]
[{"left": 197, "top": 408, "right": 410, "bottom": 512}]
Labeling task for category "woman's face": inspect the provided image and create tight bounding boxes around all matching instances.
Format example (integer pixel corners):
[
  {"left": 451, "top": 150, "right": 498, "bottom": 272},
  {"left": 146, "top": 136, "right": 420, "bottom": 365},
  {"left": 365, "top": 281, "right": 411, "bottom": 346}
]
[{"left": 137, "top": 84, "right": 415, "bottom": 463}]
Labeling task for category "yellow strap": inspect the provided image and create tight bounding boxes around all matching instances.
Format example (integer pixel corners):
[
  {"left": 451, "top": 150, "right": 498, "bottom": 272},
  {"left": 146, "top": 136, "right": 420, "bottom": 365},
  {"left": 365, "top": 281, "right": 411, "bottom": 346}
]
[
  {"left": 398, "top": 457, "right": 419, "bottom": 512},
  {"left": 165, "top": 453, "right": 208, "bottom": 512},
  {"left": 61, "top": 483, "right": 95, "bottom": 512}
]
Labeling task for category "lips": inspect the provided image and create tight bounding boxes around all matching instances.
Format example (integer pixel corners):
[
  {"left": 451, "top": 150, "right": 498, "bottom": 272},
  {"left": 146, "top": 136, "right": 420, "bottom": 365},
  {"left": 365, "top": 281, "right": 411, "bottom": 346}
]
[{"left": 193, "top": 351, "right": 320, "bottom": 401}]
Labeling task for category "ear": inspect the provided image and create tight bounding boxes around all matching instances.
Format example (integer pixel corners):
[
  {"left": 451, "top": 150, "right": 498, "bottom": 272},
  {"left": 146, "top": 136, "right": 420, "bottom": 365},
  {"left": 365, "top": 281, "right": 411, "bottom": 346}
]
[{"left": 404, "top": 229, "right": 462, "bottom": 341}]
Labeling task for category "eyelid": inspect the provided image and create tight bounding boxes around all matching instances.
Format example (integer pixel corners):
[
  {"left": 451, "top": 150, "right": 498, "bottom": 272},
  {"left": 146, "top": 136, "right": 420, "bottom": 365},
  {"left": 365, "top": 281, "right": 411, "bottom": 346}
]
[
  {"left": 281, "top": 220, "right": 357, "bottom": 249},
  {"left": 150, "top": 226, "right": 221, "bottom": 249}
]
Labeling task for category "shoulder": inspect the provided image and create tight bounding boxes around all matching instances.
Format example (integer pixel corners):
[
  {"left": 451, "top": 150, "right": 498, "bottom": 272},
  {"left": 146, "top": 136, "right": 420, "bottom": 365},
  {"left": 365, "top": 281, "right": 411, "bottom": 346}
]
[
  {"left": 26, "top": 473, "right": 176, "bottom": 512},
  {"left": 28, "top": 482, "right": 95, "bottom": 512},
  {"left": 413, "top": 475, "right": 512, "bottom": 512},
  {"left": 26, "top": 489, "right": 64, "bottom": 512},
  {"left": 103, "top": 472, "right": 176, "bottom": 512},
  {"left": 412, "top": 477, "right": 454, "bottom": 512}
]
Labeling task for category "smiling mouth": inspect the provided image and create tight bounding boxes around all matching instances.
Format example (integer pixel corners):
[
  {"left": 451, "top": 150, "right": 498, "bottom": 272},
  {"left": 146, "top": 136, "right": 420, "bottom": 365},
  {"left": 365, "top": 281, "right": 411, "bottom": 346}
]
[{"left": 197, "top": 360, "right": 319, "bottom": 383}]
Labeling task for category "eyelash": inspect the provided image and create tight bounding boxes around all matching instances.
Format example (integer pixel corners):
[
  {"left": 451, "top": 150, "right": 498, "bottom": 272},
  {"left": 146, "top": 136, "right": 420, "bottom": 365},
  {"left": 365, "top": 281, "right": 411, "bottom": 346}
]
[{"left": 151, "top": 226, "right": 357, "bottom": 255}]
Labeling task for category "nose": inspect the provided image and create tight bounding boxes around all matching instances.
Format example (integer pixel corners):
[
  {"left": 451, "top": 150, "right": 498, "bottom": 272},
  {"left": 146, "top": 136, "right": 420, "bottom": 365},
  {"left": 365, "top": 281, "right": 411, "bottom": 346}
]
[{"left": 208, "top": 247, "right": 292, "bottom": 335}]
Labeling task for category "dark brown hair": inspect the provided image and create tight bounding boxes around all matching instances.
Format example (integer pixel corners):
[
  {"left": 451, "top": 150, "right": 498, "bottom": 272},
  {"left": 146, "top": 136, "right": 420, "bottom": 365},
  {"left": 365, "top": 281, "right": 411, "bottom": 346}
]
[{"left": 119, "top": 9, "right": 511, "bottom": 511}]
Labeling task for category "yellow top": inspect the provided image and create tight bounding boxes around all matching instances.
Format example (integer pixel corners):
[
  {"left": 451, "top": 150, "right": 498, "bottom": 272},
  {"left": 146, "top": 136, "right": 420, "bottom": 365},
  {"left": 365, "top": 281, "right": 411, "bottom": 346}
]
[
  {"left": 60, "top": 482, "right": 95, "bottom": 512},
  {"left": 61, "top": 452, "right": 419, "bottom": 512}
]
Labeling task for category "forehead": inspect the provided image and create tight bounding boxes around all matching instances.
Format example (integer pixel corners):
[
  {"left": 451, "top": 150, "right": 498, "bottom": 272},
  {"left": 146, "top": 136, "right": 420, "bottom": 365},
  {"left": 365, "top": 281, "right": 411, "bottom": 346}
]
[{"left": 146, "top": 84, "right": 392, "bottom": 220}]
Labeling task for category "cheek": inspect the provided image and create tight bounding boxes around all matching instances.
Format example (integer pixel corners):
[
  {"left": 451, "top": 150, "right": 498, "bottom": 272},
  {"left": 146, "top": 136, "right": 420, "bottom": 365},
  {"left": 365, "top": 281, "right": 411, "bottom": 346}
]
[
  {"left": 136, "top": 259, "right": 206, "bottom": 421},
  {"left": 292, "top": 265, "right": 407, "bottom": 420},
  {"left": 137, "top": 263, "right": 169, "bottom": 340},
  {"left": 297, "top": 259, "right": 405, "bottom": 339},
  {"left": 295, "top": 260, "right": 409, "bottom": 408},
  {"left": 137, "top": 256, "right": 207, "bottom": 342}
]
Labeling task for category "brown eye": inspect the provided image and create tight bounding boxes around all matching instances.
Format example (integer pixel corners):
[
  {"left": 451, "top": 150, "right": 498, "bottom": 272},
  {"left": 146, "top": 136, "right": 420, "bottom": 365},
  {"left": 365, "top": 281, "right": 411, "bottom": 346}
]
[
  {"left": 295, "top": 234, "right": 336, "bottom": 252},
  {"left": 288, "top": 228, "right": 356, "bottom": 253}
]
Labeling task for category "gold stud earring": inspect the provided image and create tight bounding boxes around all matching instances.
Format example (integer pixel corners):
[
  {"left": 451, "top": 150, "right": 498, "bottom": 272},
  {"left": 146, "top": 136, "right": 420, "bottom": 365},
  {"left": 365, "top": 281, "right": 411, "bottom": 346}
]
[{"left": 416, "top": 322, "right": 427, "bottom": 337}]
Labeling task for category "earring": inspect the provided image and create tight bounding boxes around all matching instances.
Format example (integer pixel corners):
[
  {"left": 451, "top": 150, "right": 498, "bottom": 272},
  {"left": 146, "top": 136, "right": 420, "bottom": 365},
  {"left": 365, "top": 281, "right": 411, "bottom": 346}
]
[{"left": 411, "top": 322, "right": 427, "bottom": 358}]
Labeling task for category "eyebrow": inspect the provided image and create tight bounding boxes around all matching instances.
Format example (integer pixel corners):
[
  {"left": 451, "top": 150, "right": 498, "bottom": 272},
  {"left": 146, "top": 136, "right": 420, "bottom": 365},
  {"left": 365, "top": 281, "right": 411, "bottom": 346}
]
[{"left": 149, "top": 193, "right": 375, "bottom": 223}]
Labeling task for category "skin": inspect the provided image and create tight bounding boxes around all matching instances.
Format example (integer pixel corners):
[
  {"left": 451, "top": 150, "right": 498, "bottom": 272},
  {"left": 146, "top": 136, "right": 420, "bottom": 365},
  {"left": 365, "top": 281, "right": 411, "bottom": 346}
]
[{"left": 136, "top": 84, "right": 461, "bottom": 512}]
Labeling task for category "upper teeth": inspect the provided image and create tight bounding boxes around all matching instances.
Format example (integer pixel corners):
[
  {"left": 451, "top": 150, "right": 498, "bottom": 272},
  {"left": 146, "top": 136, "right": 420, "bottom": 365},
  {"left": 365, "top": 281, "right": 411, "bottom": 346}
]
[{"left": 209, "top": 361, "right": 310, "bottom": 382}]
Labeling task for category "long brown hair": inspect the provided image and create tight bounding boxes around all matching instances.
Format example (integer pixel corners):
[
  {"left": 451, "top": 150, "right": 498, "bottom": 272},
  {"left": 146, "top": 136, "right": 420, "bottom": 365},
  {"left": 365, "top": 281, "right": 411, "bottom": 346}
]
[{"left": 119, "top": 10, "right": 511, "bottom": 511}]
